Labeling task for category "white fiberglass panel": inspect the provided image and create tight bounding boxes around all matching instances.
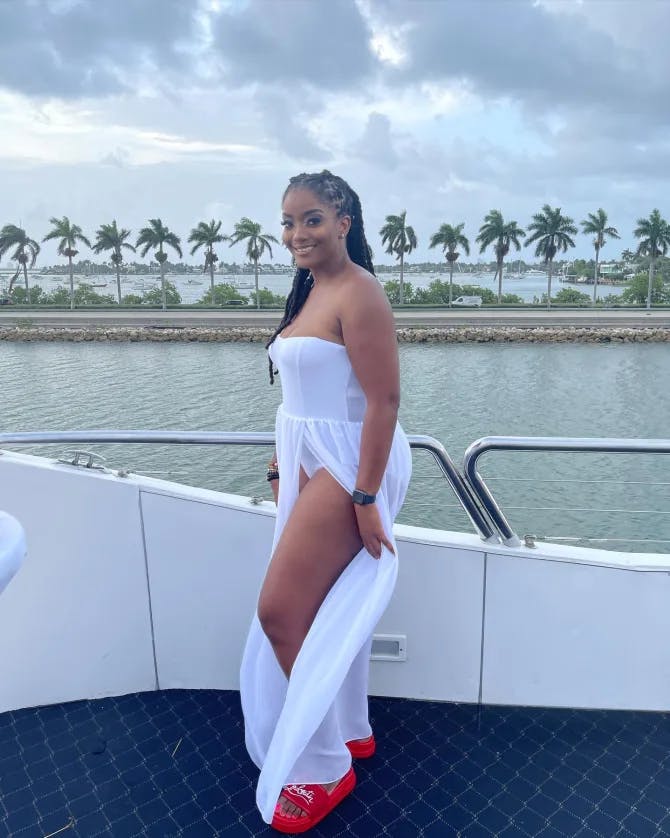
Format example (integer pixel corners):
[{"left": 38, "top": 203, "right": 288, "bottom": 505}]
[
  {"left": 370, "top": 534, "right": 485, "bottom": 702},
  {"left": 0, "top": 453, "right": 156, "bottom": 713},
  {"left": 482, "top": 551, "right": 670, "bottom": 710},
  {"left": 140, "top": 488, "right": 276, "bottom": 691}
]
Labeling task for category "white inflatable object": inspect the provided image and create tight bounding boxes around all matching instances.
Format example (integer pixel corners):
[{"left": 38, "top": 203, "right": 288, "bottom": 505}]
[{"left": 0, "top": 511, "right": 26, "bottom": 595}]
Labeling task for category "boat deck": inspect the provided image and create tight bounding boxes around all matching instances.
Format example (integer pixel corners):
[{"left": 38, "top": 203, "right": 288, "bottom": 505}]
[{"left": 1, "top": 690, "right": 669, "bottom": 837}]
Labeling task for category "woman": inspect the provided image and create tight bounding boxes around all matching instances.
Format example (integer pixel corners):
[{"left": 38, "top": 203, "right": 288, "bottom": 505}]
[{"left": 240, "top": 170, "right": 412, "bottom": 833}]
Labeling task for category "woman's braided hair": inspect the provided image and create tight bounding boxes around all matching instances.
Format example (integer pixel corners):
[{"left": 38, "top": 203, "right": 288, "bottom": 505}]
[{"left": 266, "top": 170, "right": 375, "bottom": 383}]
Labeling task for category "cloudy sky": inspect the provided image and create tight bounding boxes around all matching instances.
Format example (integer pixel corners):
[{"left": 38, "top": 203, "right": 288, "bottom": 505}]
[{"left": 1, "top": 0, "right": 669, "bottom": 265}]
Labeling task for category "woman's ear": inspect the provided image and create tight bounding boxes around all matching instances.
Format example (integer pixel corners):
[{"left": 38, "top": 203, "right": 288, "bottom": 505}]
[{"left": 339, "top": 215, "right": 352, "bottom": 238}]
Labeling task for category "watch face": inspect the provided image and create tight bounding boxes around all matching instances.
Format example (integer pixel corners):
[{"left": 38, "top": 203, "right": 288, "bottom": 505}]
[{"left": 353, "top": 490, "right": 375, "bottom": 504}]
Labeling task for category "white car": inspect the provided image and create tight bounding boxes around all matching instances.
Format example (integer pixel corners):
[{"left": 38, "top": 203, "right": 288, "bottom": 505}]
[{"left": 452, "top": 295, "right": 483, "bottom": 307}]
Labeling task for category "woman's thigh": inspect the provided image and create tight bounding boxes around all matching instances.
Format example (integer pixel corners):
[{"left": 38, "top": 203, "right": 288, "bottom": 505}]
[{"left": 259, "top": 468, "right": 363, "bottom": 635}]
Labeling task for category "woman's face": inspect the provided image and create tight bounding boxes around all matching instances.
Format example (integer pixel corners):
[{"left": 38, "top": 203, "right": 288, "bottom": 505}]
[{"left": 281, "top": 187, "right": 350, "bottom": 271}]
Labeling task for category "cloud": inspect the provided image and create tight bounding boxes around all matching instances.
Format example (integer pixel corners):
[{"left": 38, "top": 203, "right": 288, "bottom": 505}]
[
  {"left": 352, "top": 112, "right": 399, "bottom": 168},
  {"left": 252, "top": 89, "right": 331, "bottom": 161},
  {"left": 209, "top": 0, "right": 375, "bottom": 90},
  {"left": 371, "top": 0, "right": 668, "bottom": 123},
  {"left": 0, "top": 0, "right": 200, "bottom": 97},
  {"left": 1, "top": 0, "right": 669, "bottom": 266}
]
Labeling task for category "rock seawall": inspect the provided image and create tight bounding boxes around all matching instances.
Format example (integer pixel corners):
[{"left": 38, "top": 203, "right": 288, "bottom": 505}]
[{"left": 0, "top": 326, "right": 669, "bottom": 343}]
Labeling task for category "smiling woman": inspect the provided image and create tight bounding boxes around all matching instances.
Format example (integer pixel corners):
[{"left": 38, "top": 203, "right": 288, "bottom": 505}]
[{"left": 240, "top": 170, "right": 412, "bottom": 831}]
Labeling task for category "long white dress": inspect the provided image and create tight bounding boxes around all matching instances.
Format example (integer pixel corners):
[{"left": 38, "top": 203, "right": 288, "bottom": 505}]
[{"left": 240, "top": 334, "right": 412, "bottom": 824}]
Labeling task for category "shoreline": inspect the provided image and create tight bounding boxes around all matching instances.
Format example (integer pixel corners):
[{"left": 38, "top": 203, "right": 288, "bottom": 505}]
[{"left": 1, "top": 325, "right": 668, "bottom": 343}]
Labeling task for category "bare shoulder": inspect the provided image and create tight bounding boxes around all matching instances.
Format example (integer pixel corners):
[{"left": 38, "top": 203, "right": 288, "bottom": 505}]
[
  {"left": 338, "top": 266, "right": 392, "bottom": 323},
  {"left": 338, "top": 265, "right": 395, "bottom": 345}
]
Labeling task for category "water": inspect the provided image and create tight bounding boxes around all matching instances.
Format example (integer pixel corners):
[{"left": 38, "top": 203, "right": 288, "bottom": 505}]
[
  {"left": 1, "top": 341, "right": 668, "bottom": 552},
  {"left": 4, "top": 271, "right": 626, "bottom": 304}
]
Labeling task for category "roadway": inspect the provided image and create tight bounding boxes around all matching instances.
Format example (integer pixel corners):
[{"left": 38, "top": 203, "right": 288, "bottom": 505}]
[{"left": 1, "top": 308, "right": 669, "bottom": 329}]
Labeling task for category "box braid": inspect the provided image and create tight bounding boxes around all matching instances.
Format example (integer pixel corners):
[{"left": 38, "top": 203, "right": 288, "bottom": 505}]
[{"left": 267, "top": 170, "right": 375, "bottom": 383}]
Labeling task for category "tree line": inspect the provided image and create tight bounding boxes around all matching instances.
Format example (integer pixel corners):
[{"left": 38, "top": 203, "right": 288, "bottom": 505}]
[
  {"left": 0, "top": 218, "right": 277, "bottom": 311},
  {"left": 380, "top": 207, "right": 670, "bottom": 310},
  {"left": 1, "top": 207, "right": 669, "bottom": 311}
]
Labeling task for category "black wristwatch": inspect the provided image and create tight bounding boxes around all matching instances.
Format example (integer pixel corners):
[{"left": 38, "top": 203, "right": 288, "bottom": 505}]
[{"left": 352, "top": 489, "right": 376, "bottom": 505}]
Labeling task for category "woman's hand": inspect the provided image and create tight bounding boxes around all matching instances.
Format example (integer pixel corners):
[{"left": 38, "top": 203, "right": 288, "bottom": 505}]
[
  {"left": 354, "top": 503, "right": 395, "bottom": 560},
  {"left": 267, "top": 453, "right": 279, "bottom": 504}
]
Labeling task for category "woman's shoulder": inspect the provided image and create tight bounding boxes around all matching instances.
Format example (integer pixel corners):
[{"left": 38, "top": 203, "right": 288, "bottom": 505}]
[
  {"left": 339, "top": 264, "right": 386, "bottom": 299},
  {"left": 338, "top": 266, "right": 393, "bottom": 328}
]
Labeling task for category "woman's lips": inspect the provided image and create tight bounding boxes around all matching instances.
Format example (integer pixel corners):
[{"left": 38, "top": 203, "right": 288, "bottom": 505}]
[{"left": 292, "top": 244, "right": 315, "bottom": 256}]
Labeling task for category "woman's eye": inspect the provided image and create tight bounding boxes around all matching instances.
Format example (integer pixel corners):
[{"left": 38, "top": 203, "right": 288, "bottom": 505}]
[
  {"left": 280, "top": 220, "right": 292, "bottom": 228},
  {"left": 306, "top": 217, "right": 321, "bottom": 226}
]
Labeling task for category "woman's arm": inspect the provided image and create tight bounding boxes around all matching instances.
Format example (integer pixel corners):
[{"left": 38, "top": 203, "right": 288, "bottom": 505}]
[{"left": 340, "top": 275, "right": 400, "bottom": 558}]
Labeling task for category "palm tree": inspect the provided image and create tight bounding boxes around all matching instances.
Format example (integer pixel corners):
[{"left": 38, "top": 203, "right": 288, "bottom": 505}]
[
  {"left": 429, "top": 223, "right": 470, "bottom": 307},
  {"left": 135, "top": 219, "right": 183, "bottom": 310},
  {"left": 633, "top": 209, "right": 670, "bottom": 310},
  {"left": 228, "top": 218, "right": 278, "bottom": 309},
  {"left": 43, "top": 217, "right": 91, "bottom": 310},
  {"left": 188, "top": 220, "right": 228, "bottom": 300},
  {"left": 0, "top": 225, "right": 40, "bottom": 302},
  {"left": 525, "top": 205, "right": 577, "bottom": 309},
  {"left": 92, "top": 221, "right": 136, "bottom": 305},
  {"left": 621, "top": 248, "right": 636, "bottom": 263},
  {"left": 379, "top": 211, "right": 417, "bottom": 305},
  {"left": 476, "top": 210, "right": 525, "bottom": 304},
  {"left": 580, "top": 209, "right": 620, "bottom": 304}
]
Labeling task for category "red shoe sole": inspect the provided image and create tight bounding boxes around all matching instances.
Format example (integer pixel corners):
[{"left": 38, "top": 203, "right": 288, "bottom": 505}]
[
  {"left": 271, "top": 767, "right": 356, "bottom": 834},
  {"left": 346, "top": 734, "right": 376, "bottom": 759}
]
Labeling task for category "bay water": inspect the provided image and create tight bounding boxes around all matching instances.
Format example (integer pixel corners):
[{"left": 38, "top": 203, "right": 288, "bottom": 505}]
[{"left": 1, "top": 339, "right": 668, "bottom": 553}]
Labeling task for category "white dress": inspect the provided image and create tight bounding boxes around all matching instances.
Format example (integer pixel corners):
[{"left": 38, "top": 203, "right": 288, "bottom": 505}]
[{"left": 240, "top": 334, "right": 412, "bottom": 824}]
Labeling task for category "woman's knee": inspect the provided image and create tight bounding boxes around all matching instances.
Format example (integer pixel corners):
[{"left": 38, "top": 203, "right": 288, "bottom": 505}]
[{"left": 257, "top": 591, "right": 307, "bottom": 647}]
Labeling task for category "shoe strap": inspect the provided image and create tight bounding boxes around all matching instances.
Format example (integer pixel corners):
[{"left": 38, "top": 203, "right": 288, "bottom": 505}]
[{"left": 282, "top": 783, "right": 327, "bottom": 811}]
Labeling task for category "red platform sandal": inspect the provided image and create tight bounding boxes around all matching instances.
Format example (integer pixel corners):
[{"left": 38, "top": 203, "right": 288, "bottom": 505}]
[
  {"left": 346, "top": 734, "right": 376, "bottom": 759},
  {"left": 271, "top": 767, "right": 356, "bottom": 834}
]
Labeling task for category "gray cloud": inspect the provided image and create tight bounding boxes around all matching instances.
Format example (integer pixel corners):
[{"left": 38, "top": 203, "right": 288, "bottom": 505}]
[
  {"left": 210, "top": 0, "right": 375, "bottom": 90},
  {"left": 374, "top": 0, "right": 668, "bottom": 122},
  {"left": 0, "top": 0, "right": 199, "bottom": 97},
  {"left": 252, "top": 88, "right": 330, "bottom": 160},
  {"left": 352, "top": 112, "right": 399, "bottom": 168}
]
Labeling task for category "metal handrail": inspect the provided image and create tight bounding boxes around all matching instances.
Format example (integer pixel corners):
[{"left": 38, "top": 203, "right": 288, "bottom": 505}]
[
  {"left": 463, "top": 436, "right": 670, "bottom": 547},
  {"left": 0, "top": 430, "right": 498, "bottom": 543}
]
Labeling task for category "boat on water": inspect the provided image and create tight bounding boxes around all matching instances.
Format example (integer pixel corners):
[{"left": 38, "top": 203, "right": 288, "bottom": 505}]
[
  {"left": 230, "top": 278, "right": 255, "bottom": 289},
  {"left": 1, "top": 432, "right": 670, "bottom": 835}
]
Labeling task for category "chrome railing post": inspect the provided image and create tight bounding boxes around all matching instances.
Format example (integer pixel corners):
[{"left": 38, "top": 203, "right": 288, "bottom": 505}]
[{"left": 463, "top": 436, "right": 670, "bottom": 547}]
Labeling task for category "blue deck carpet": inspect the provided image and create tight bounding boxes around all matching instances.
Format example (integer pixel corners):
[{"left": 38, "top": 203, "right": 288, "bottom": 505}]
[{"left": 1, "top": 690, "right": 670, "bottom": 837}]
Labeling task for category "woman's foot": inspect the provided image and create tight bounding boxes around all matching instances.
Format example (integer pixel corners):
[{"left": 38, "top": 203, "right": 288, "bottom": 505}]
[
  {"left": 277, "top": 779, "right": 339, "bottom": 820},
  {"left": 272, "top": 768, "right": 356, "bottom": 833}
]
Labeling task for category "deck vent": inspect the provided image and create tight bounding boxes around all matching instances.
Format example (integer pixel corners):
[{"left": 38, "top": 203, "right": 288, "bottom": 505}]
[{"left": 371, "top": 634, "right": 406, "bottom": 662}]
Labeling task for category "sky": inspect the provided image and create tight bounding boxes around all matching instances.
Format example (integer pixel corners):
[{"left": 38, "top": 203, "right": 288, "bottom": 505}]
[{"left": 1, "top": 0, "right": 669, "bottom": 266}]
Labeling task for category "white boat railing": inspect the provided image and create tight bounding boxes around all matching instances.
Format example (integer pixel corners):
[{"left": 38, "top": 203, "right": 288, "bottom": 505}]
[
  {"left": 463, "top": 436, "right": 670, "bottom": 547},
  {"left": 0, "top": 430, "right": 499, "bottom": 543}
]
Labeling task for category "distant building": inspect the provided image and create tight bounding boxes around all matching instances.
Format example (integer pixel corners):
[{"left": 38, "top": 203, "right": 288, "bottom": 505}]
[{"left": 599, "top": 263, "right": 622, "bottom": 276}]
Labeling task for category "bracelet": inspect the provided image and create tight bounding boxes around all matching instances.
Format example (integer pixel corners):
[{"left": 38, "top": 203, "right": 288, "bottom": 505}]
[{"left": 266, "top": 469, "right": 279, "bottom": 482}]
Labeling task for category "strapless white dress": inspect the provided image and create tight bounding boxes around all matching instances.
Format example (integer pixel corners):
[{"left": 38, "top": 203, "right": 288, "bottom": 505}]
[{"left": 240, "top": 334, "right": 412, "bottom": 823}]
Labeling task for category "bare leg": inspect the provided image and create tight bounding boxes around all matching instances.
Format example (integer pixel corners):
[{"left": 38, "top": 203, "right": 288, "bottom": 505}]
[{"left": 257, "top": 466, "right": 363, "bottom": 818}]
